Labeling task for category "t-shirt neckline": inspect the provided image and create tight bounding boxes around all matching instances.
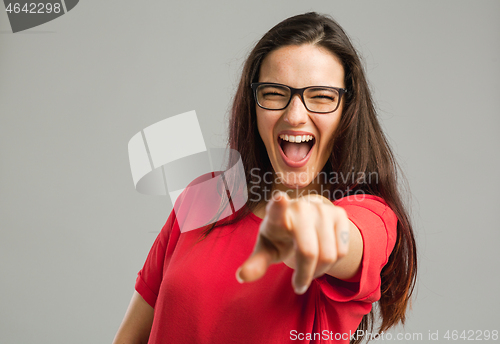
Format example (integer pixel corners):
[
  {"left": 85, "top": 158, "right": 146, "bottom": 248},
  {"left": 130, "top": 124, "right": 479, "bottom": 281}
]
[{"left": 245, "top": 206, "right": 263, "bottom": 224}]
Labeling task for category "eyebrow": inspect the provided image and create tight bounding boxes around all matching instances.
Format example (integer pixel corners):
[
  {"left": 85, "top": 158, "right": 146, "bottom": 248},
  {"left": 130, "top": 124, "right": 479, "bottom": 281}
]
[
  {"left": 307, "top": 86, "right": 338, "bottom": 91},
  {"left": 260, "top": 82, "right": 343, "bottom": 89}
]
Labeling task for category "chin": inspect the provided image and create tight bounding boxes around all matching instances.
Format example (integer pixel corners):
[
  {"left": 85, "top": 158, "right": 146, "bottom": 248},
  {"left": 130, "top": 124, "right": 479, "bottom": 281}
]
[{"left": 276, "top": 171, "right": 314, "bottom": 190}]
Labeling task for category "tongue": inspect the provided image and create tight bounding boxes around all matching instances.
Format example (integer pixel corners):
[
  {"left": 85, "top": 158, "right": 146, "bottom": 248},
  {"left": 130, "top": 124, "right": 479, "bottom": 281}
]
[{"left": 281, "top": 141, "right": 311, "bottom": 162}]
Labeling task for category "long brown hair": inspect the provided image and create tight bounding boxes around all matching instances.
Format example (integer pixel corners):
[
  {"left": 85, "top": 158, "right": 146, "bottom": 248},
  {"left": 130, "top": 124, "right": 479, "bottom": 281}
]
[{"left": 202, "top": 12, "right": 417, "bottom": 343}]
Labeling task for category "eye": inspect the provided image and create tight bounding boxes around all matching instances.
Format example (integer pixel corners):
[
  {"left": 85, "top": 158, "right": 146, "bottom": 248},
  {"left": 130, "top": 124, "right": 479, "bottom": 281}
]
[
  {"left": 259, "top": 86, "right": 289, "bottom": 99},
  {"left": 306, "top": 88, "right": 338, "bottom": 103},
  {"left": 263, "top": 91, "right": 286, "bottom": 97},
  {"left": 312, "top": 94, "right": 335, "bottom": 101}
]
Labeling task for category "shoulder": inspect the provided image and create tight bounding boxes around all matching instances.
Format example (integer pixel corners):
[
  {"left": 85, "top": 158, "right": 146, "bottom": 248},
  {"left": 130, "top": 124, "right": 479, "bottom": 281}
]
[
  {"left": 333, "top": 194, "right": 397, "bottom": 225},
  {"left": 172, "top": 171, "right": 248, "bottom": 233},
  {"left": 334, "top": 194, "right": 390, "bottom": 212}
]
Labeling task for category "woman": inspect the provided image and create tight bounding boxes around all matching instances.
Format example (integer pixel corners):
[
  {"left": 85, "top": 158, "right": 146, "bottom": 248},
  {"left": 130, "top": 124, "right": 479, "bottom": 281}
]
[{"left": 113, "top": 12, "right": 417, "bottom": 344}]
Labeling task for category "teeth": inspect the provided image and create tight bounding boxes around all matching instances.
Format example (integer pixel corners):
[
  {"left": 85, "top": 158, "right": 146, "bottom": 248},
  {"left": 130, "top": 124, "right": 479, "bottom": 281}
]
[{"left": 279, "top": 134, "right": 314, "bottom": 143}]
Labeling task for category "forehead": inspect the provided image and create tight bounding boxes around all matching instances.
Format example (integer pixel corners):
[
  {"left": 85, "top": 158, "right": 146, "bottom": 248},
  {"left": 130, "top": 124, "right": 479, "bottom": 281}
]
[{"left": 258, "top": 44, "right": 345, "bottom": 88}]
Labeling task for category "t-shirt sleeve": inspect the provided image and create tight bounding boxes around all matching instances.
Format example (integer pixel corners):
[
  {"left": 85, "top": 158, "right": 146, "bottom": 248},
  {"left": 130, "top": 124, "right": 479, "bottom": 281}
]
[
  {"left": 135, "top": 210, "right": 179, "bottom": 308},
  {"left": 316, "top": 194, "right": 398, "bottom": 303}
]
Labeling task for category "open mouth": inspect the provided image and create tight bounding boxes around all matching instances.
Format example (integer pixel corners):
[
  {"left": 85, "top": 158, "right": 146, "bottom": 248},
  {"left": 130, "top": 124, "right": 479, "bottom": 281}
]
[{"left": 278, "top": 134, "right": 315, "bottom": 165}]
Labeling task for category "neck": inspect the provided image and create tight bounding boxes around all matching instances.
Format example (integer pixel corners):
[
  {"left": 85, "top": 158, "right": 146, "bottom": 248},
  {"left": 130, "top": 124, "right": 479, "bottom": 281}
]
[{"left": 271, "top": 175, "right": 328, "bottom": 199}]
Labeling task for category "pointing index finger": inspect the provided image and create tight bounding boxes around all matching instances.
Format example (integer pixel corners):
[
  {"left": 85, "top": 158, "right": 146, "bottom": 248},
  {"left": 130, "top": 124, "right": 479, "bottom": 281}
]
[{"left": 264, "top": 191, "right": 292, "bottom": 229}]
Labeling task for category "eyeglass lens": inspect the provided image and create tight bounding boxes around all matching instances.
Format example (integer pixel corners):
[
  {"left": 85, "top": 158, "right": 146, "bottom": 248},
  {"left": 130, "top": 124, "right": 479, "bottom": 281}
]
[{"left": 256, "top": 84, "right": 340, "bottom": 113}]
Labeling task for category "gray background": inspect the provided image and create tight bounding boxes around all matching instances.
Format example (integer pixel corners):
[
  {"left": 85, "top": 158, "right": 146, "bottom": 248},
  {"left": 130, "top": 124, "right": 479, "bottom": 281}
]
[{"left": 1, "top": 0, "right": 499, "bottom": 343}]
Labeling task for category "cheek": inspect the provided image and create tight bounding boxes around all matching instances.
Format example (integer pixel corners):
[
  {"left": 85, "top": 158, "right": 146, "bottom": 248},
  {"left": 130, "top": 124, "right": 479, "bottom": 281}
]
[
  {"left": 256, "top": 111, "right": 275, "bottom": 146},
  {"left": 256, "top": 113, "right": 266, "bottom": 144},
  {"left": 318, "top": 116, "right": 342, "bottom": 153}
]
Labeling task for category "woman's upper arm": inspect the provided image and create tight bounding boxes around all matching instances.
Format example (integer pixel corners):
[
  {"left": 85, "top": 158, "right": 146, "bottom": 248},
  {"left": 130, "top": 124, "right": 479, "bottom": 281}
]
[{"left": 112, "top": 291, "right": 154, "bottom": 344}]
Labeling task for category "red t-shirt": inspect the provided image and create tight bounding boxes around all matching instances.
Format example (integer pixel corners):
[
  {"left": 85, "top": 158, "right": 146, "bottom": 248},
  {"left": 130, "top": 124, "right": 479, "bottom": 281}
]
[{"left": 135, "top": 193, "right": 397, "bottom": 344}]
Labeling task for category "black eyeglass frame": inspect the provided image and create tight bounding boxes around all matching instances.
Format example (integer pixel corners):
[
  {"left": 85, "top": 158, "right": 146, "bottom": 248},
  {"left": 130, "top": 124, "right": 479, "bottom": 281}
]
[{"left": 251, "top": 82, "right": 347, "bottom": 114}]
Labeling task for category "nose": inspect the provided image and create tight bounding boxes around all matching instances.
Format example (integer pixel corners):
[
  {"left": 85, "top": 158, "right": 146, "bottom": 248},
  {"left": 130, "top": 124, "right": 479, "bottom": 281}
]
[{"left": 283, "top": 94, "right": 308, "bottom": 126}]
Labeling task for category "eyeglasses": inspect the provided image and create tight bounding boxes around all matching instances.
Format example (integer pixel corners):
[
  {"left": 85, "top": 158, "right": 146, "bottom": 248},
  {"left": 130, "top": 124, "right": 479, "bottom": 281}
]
[{"left": 251, "top": 82, "right": 347, "bottom": 114}]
